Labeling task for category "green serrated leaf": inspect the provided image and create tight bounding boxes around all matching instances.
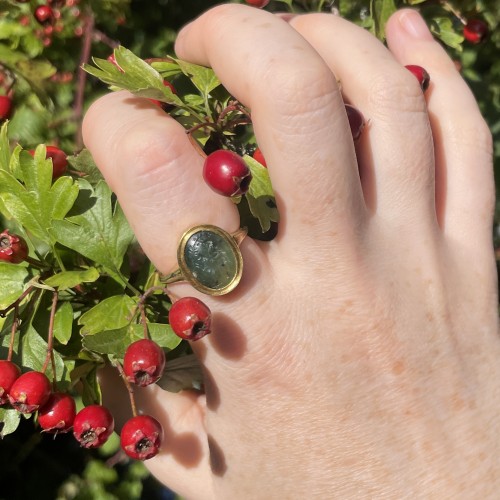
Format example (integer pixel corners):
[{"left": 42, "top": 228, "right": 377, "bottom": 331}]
[
  {"left": 0, "top": 262, "right": 29, "bottom": 310},
  {"left": 132, "top": 323, "right": 181, "bottom": 350},
  {"left": 0, "top": 408, "right": 21, "bottom": 438},
  {"left": 83, "top": 46, "right": 183, "bottom": 106},
  {"left": 44, "top": 267, "right": 100, "bottom": 290},
  {"left": 243, "top": 155, "right": 279, "bottom": 232},
  {"left": 0, "top": 149, "right": 79, "bottom": 243},
  {"left": 78, "top": 295, "right": 138, "bottom": 336},
  {"left": 66, "top": 148, "right": 104, "bottom": 183},
  {"left": 150, "top": 60, "right": 183, "bottom": 78},
  {"left": 53, "top": 301, "right": 74, "bottom": 345},
  {"left": 430, "top": 17, "right": 464, "bottom": 50},
  {"left": 82, "top": 326, "right": 132, "bottom": 358},
  {"left": 21, "top": 326, "right": 65, "bottom": 381},
  {"left": 175, "top": 58, "right": 220, "bottom": 95},
  {"left": 50, "top": 180, "right": 134, "bottom": 282}
]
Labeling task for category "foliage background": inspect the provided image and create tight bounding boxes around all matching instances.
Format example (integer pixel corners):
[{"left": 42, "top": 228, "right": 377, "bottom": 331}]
[{"left": 0, "top": 0, "right": 498, "bottom": 498}]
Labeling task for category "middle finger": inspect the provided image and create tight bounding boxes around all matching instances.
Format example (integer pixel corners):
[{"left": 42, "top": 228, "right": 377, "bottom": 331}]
[{"left": 175, "top": 4, "right": 367, "bottom": 257}]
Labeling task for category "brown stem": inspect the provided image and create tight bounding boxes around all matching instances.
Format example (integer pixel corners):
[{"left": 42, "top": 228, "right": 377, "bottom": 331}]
[
  {"left": 42, "top": 291, "right": 58, "bottom": 375},
  {"left": 91, "top": 29, "right": 120, "bottom": 49},
  {"left": 439, "top": 0, "right": 467, "bottom": 24},
  {"left": 114, "top": 360, "right": 137, "bottom": 417},
  {"left": 73, "top": 9, "right": 95, "bottom": 149},
  {"left": 186, "top": 120, "right": 218, "bottom": 135},
  {"left": 0, "top": 285, "right": 34, "bottom": 318},
  {"left": 138, "top": 302, "right": 149, "bottom": 340},
  {"left": 7, "top": 305, "right": 19, "bottom": 362}
]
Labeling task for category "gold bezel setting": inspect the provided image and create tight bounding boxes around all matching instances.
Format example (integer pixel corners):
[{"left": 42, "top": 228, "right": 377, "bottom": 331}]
[{"left": 176, "top": 224, "right": 246, "bottom": 296}]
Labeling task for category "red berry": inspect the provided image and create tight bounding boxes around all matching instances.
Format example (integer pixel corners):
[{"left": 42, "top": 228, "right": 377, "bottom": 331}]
[
  {"left": 34, "top": 5, "right": 55, "bottom": 26},
  {"left": 73, "top": 405, "right": 115, "bottom": 448},
  {"left": 123, "top": 339, "right": 166, "bottom": 387},
  {"left": 405, "top": 65, "right": 430, "bottom": 92},
  {"left": 149, "top": 80, "right": 176, "bottom": 109},
  {"left": 29, "top": 145, "right": 68, "bottom": 179},
  {"left": 45, "top": 146, "right": 68, "bottom": 178},
  {"left": 169, "top": 297, "right": 212, "bottom": 341},
  {"left": 203, "top": 150, "right": 252, "bottom": 197},
  {"left": 344, "top": 104, "right": 365, "bottom": 141},
  {"left": 253, "top": 147, "right": 267, "bottom": 168},
  {"left": 38, "top": 392, "right": 76, "bottom": 433},
  {"left": 0, "top": 360, "right": 21, "bottom": 405},
  {"left": 8, "top": 371, "right": 51, "bottom": 414},
  {"left": 0, "top": 96, "right": 13, "bottom": 121},
  {"left": 463, "top": 19, "right": 488, "bottom": 44},
  {"left": 245, "top": 0, "right": 270, "bottom": 7},
  {"left": 120, "top": 415, "right": 163, "bottom": 461},
  {"left": 0, "top": 229, "right": 29, "bottom": 264}
]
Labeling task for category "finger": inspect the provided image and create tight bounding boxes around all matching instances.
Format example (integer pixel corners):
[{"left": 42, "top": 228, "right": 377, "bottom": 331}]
[
  {"left": 99, "top": 365, "right": 213, "bottom": 499},
  {"left": 385, "top": 9, "right": 495, "bottom": 249},
  {"left": 289, "top": 13, "right": 436, "bottom": 230},
  {"left": 175, "top": 4, "right": 366, "bottom": 255},
  {"left": 82, "top": 91, "right": 240, "bottom": 275}
]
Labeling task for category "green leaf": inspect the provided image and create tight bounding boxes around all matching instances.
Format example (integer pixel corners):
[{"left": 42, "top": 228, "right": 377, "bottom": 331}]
[
  {"left": 83, "top": 46, "right": 183, "bottom": 106},
  {"left": 83, "top": 326, "right": 133, "bottom": 357},
  {"left": 50, "top": 180, "right": 134, "bottom": 282},
  {"left": 0, "top": 262, "right": 29, "bottom": 310},
  {"left": 150, "top": 60, "right": 183, "bottom": 78},
  {"left": 175, "top": 58, "right": 220, "bottom": 95},
  {"left": 0, "top": 121, "right": 10, "bottom": 171},
  {"left": 66, "top": 148, "right": 104, "bottom": 183},
  {"left": 8, "top": 105, "right": 50, "bottom": 146},
  {"left": 84, "top": 459, "right": 119, "bottom": 484},
  {"left": 430, "top": 17, "right": 464, "bottom": 50},
  {"left": 43, "top": 267, "right": 100, "bottom": 291},
  {"left": 53, "top": 301, "right": 74, "bottom": 345},
  {"left": 0, "top": 408, "right": 21, "bottom": 438},
  {"left": 243, "top": 155, "right": 280, "bottom": 232},
  {"left": 80, "top": 365, "right": 102, "bottom": 406},
  {"left": 78, "top": 295, "right": 138, "bottom": 336},
  {"left": 0, "top": 148, "right": 79, "bottom": 243},
  {"left": 156, "top": 354, "right": 203, "bottom": 393},
  {"left": 133, "top": 322, "right": 181, "bottom": 350},
  {"left": 21, "top": 326, "right": 65, "bottom": 381},
  {"left": 83, "top": 322, "right": 180, "bottom": 359},
  {"left": 370, "top": 0, "right": 397, "bottom": 40}
]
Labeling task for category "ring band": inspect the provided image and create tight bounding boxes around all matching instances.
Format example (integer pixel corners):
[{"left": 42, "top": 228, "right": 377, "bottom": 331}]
[{"left": 163, "top": 224, "right": 247, "bottom": 296}]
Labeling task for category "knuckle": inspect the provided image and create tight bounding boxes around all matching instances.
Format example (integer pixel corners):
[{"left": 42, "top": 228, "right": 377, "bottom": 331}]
[
  {"left": 262, "top": 59, "right": 341, "bottom": 126},
  {"left": 367, "top": 70, "right": 427, "bottom": 116},
  {"left": 115, "top": 120, "right": 186, "bottom": 187}
]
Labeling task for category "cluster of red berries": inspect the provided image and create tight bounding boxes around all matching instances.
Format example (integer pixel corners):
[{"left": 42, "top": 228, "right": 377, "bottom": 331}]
[
  {"left": 0, "top": 228, "right": 214, "bottom": 461},
  {"left": 16, "top": 0, "right": 83, "bottom": 47}
]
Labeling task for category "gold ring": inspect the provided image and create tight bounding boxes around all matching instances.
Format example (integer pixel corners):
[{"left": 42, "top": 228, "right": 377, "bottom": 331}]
[{"left": 162, "top": 224, "right": 247, "bottom": 296}]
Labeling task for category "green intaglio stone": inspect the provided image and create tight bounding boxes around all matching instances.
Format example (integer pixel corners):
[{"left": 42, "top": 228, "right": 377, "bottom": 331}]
[{"left": 183, "top": 229, "right": 238, "bottom": 291}]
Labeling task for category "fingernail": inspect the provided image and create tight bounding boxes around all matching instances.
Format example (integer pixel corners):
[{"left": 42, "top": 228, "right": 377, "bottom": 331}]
[{"left": 399, "top": 9, "right": 434, "bottom": 41}]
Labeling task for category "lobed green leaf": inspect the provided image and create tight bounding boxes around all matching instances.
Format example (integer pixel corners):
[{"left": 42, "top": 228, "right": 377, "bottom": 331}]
[
  {"left": 0, "top": 262, "right": 29, "bottom": 310},
  {"left": 50, "top": 180, "right": 134, "bottom": 283},
  {"left": 78, "top": 294, "right": 138, "bottom": 336}
]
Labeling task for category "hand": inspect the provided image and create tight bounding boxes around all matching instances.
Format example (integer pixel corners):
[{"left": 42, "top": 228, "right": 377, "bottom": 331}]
[{"left": 82, "top": 5, "right": 500, "bottom": 499}]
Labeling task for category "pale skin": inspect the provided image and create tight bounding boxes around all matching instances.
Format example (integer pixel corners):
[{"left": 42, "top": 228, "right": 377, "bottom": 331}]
[{"left": 82, "top": 5, "right": 500, "bottom": 499}]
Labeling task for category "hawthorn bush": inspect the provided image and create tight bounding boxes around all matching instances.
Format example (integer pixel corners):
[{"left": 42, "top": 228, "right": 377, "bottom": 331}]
[{"left": 0, "top": 0, "right": 498, "bottom": 498}]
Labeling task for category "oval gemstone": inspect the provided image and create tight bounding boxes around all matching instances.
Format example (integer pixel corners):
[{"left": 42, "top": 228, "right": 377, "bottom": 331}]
[{"left": 183, "top": 229, "right": 238, "bottom": 291}]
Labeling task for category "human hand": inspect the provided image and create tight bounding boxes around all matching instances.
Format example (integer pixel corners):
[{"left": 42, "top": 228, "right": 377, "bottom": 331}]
[{"left": 83, "top": 5, "right": 500, "bottom": 499}]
